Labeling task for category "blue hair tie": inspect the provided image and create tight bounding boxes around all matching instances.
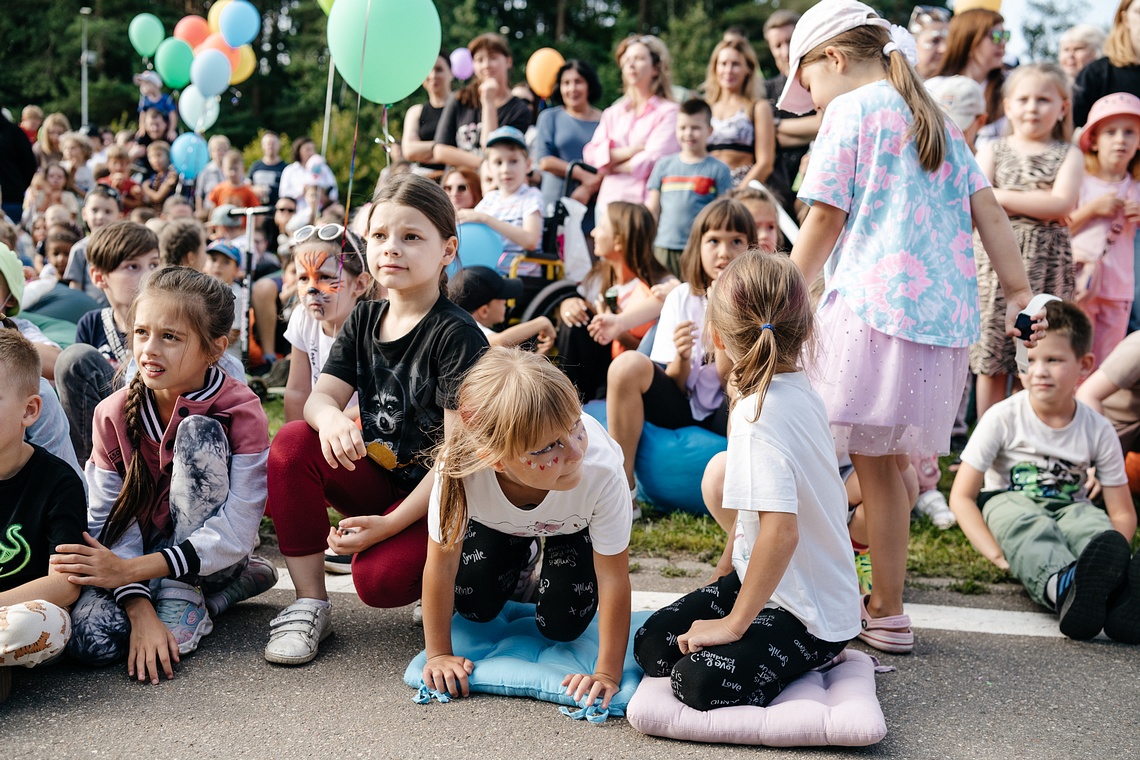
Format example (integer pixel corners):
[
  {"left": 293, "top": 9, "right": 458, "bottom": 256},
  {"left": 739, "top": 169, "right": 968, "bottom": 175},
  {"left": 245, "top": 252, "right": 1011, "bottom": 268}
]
[{"left": 761, "top": 323, "right": 774, "bottom": 332}]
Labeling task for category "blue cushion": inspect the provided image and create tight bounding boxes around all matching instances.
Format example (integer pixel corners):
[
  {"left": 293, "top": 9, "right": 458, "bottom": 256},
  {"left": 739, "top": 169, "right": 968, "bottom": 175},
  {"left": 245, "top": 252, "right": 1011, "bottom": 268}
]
[
  {"left": 582, "top": 400, "right": 726, "bottom": 515},
  {"left": 404, "top": 601, "right": 651, "bottom": 716}
]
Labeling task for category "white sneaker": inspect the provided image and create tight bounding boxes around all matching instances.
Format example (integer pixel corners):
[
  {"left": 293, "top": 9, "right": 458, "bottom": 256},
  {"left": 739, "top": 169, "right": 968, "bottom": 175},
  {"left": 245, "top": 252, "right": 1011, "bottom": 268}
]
[
  {"left": 914, "top": 490, "right": 956, "bottom": 529},
  {"left": 411, "top": 600, "right": 423, "bottom": 625},
  {"left": 264, "top": 599, "right": 333, "bottom": 665}
]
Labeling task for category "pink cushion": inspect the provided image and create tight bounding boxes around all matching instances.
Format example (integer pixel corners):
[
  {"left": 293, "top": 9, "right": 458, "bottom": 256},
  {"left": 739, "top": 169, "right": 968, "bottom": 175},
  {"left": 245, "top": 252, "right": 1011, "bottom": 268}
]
[{"left": 625, "top": 649, "right": 886, "bottom": 747}]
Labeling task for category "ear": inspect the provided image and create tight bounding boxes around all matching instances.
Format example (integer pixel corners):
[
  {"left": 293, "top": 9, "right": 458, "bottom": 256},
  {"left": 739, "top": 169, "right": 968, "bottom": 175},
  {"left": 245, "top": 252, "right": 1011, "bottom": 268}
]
[
  {"left": 22, "top": 394, "right": 42, "bottom": 428},
  {"left": 823, "top": 46, "right": 846, "bottom": 72},
  {"left": 351, "top": 271, "right": 372, "bottom": 298},
  {"left": 709, "top": 324, "right": 726, "bottom": 351},
  {"left": 441, "top": 235, "right": 458, "bottom": 267},
  {"left": 1079, "top": 351, "right": 1096, "bottom": 378},
  {"left": 211, "top": 334, "right": 229, "bottom": 362},
  {"left": 90, "top": 267, "right": 109, "bottom": 291}
]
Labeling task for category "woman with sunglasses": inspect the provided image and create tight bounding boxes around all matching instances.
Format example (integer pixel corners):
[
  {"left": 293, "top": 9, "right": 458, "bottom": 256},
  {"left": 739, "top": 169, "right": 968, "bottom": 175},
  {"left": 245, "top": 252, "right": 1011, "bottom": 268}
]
[
  {"left": 909, "top": 5, "right": 950, "bottom": 80},
  {"left": 933, "top": 8, "right": 1011, "bottom": 148},
  {"left": 440, "top": 167, "right": 482, "bottom": 211}
]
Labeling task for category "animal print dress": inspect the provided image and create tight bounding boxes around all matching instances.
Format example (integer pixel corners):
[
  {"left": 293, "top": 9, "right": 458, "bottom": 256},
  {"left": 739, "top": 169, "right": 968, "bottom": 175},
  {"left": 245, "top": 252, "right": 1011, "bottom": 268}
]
[{"left": 970, "top": 138, "right": 1074, "bottom": 377}]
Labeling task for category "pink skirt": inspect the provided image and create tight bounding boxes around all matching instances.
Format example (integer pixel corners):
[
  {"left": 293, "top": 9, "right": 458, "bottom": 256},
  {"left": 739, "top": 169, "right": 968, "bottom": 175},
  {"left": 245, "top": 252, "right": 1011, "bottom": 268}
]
[{"left": 811, "top": 293, "right": 969, "bottom": 457}]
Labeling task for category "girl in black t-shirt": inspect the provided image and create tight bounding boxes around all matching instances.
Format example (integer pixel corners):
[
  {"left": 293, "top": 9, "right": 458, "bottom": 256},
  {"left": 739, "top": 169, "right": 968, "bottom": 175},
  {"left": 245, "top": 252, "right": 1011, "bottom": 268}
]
[{"left": 265, "top": 174, "right": 489, "bottom": 666}]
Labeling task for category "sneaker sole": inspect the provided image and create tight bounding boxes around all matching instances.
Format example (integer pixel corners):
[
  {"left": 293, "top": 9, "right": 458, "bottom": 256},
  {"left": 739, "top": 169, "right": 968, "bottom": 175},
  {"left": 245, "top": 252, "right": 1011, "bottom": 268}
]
[
  {"left": 1104, "top": 552, "right": 1140, "bottom": 644},
  {"left": 263, "top": 627, "right": 334, "bottom": 666},
  {"left": 1058, "top": 532, "right": 1130, "bottom": 641},
  {"left": 177, "top": 614, "right": 214, "bottom": 656},
  {"left": 324, "top": 561, "right": 353, "bottom": 574}
]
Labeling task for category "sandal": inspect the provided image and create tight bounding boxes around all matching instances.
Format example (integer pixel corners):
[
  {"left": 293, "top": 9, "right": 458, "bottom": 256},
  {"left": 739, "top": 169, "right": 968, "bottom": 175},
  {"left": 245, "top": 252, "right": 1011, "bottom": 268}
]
[{"left": 858, "top": 594, "right": 914, "bottom": 654}]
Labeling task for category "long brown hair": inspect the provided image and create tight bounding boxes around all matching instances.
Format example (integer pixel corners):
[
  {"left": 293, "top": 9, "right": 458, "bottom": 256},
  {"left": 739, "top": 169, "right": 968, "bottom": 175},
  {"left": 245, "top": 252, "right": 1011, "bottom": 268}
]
[
  {"left": 937, "top": 9, "right": 1006, "bottom": 127},
  {"left": 703, "top": 37, "right": 762, "bottom": 105},
  {"left": 802, "top": 23, "right": 947, "bottom": 173},
  {"left": 607, "top": 201, "right": 669, "bottom": 287},
  {"left": 100, "top": 267, "right": 235, "bottom": 547},
  {"left": 456, "top": 33, "right": 513, "bottom": 110},
  {"left": 368, "top": 173, "right": 457, "bottom": 295},
  {"left": 615, "top": 35, "right": 674, "bottom": 101},
  {"left": 434, "top": 348, "right": 582, "bottom": 548},
  {"left": 679, "top": 198, "right": 757, "bottom": 296}
]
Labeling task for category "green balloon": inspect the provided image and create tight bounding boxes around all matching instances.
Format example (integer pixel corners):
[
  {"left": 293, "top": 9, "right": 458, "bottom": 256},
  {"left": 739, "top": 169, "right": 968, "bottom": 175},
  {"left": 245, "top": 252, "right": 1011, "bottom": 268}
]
[
  {"left": 128, "top": 13, "right": 165, "bottom": 58},
  {"left": 317, "top": 0, "right": 335, "bottom": 15},
  {"left": 155, "top": 38, "right": 194, "bottom": 89},
  {"left": 326, "top": 0, "right": 441, "bottom": 104}
]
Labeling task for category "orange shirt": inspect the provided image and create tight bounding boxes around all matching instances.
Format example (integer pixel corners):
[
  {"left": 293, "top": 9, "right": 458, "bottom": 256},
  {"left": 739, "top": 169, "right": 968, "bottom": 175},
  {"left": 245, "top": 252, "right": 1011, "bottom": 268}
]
[{"left": 209, "top": 182, "right": 262, "bottom": 209}]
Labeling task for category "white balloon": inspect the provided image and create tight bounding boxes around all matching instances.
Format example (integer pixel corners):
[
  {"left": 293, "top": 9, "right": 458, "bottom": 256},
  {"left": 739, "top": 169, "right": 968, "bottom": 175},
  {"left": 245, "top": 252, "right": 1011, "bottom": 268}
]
[
  {"left": 190, "top": 48, "right": 232, "bottom": 98},
  {"left": 178, "top": 85, "right": 220, "bottom": 132}
]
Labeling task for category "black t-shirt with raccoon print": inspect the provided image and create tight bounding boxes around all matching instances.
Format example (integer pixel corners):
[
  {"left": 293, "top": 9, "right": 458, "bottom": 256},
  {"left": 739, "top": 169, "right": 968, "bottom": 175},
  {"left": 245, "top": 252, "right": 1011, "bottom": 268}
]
[{"left": 321, "top": 296, "right": 489, "bottom": 491}]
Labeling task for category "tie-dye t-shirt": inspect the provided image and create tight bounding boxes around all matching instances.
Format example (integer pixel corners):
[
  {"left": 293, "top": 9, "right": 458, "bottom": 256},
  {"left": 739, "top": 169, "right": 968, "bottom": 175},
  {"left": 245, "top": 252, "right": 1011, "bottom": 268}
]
[{"left": 799, "top": 80, "right": 990, "bottom": 348}]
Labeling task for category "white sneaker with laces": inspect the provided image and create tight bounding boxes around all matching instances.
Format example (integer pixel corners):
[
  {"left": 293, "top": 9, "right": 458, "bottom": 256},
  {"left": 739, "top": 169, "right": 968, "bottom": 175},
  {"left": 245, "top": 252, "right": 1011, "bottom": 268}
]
[
  {"left": 264, "top": 599, "right": 333, "bottom": 665},
  {"left": 914, "top": 490, "right": 956, "bottom": 529}
]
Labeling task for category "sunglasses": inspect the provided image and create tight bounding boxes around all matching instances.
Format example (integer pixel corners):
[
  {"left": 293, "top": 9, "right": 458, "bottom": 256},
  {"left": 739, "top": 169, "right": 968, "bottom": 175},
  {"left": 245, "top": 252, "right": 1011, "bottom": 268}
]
[
  {"left": 990, "top": 29, "right": 1011, "bottom": 45},
  {"left": 293, "top": 223, "right": 365, "bottom": 259},
  {"left": 445, "top": 183, "right": 469, "bottom": 193},
  {"left": 908, "top": 5, "right": 950, "bottom": 29}
]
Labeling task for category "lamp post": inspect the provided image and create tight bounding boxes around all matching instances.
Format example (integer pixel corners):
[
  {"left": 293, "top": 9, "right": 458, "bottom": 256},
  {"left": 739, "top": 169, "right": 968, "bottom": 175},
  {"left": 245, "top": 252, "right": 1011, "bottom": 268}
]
[{"left": 80, "top": 7, "right": 92, "bottom": 126}]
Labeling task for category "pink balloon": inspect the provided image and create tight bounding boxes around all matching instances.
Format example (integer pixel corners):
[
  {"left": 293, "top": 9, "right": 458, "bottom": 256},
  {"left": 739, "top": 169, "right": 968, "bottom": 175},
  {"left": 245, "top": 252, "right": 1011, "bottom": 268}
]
[
  {"left": 174, "top": 16, "right": 210, "bottom": 49},
  {"left": 450, "top": 47, "right": 474, "bottom": 80}
]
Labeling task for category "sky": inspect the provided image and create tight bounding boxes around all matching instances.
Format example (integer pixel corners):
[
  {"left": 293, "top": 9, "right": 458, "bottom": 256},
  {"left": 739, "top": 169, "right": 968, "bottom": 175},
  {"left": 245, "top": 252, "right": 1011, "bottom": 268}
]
[{"left": 975, "top": 0, "right": 1119, "bottom": 60}]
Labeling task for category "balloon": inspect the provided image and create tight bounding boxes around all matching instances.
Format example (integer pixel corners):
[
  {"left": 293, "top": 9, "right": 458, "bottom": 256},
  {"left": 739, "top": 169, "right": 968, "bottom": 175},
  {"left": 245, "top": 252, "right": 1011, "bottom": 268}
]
[
  {"left": 178, "top": 85, "right": 221, "bottom": 132},
  {"left": 456, "top": 223, "right": 505, "bottom": 270},
  {"left": 155, "top": 38, "right": 194, "bottom": 89},
  {"left": 174, "top": 15, "right": 210, "bottom": 49},
  {"left": 230, "top": 45, "right": 257, "bottom": 85},
  {"left": 196, "top": 33, "right": 243, "bottom": 71},
  {"left": 317, "top": 0, "right": 336, "bottom": 14},
  {"left": 171, "top": 133, "right": 210, "bottom": 180},
  {"left": 526, "top": 47, "right": 564, "bottom": 99},
  {"left": 449, "top": 47, "right": 473, "bottom": 80},
  {"left": 207, "top": 0, "right": 233, "bottom": 34},
  {"left": 128, "top": 13, "right": 165, "bottom": 58},
  {"left": 327, "top": 0, "right": 441, "bottom": 104},
  {"left": 219, "top": 0, "right": 261, "bottom": 48},
  {"left": 190, "top": 49, "right": 232, "bottom": 98}
]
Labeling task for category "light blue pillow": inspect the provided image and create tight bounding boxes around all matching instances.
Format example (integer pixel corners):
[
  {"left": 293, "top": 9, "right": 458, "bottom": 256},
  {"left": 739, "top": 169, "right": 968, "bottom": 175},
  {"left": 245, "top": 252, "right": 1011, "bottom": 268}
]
[
  {"left": 582, "top": 400, "right": 726, "bottom": 515},
  {"left": 404, "top": 601, "right": 652, "bottom": 716}
]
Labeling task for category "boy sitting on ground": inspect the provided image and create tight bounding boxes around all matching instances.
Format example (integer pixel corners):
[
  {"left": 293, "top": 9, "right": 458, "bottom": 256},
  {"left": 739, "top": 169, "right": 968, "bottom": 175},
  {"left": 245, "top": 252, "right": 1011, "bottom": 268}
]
[
  {"left": 950, "top": 301, "right": 1140, "bottom": 643},
  {"left": 448, "top": 265, "right": 554, "bottom": 353}
]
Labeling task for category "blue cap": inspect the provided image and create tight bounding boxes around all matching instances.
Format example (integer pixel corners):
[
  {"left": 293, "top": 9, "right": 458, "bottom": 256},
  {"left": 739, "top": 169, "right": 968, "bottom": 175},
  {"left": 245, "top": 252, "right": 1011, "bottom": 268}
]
[
  {"left": 485, "top": 125, "right": 528, "bottom": 152},
  {"left": 206, "top": 240, "right": 241, "bottom": 265}
]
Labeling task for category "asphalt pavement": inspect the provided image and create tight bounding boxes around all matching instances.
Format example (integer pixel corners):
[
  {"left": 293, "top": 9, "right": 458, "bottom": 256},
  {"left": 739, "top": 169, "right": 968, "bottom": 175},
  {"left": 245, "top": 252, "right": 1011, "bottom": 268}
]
[{"left": 4, "top": 554, "right": 1138, "bottom": 759}]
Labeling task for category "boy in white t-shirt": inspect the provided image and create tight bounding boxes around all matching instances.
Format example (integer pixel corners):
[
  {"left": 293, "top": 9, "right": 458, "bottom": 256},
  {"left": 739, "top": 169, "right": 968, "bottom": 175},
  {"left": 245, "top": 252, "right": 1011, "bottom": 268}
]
[
  {"left": 951, "top": 301, "right": 1140, "bottom": 643},
  {"left": 458, "top": 126, "right": 543, "bottom": 276},
  {"left": 447, "top": 266, "right": 554, "bottom": 353}
]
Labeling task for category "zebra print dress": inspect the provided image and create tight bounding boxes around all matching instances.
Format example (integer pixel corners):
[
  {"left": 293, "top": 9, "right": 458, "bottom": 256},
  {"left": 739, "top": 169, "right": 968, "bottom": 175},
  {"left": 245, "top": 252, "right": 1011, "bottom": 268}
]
[{"left": 970, "top": 138, "right": 1074, "bottom": 377}]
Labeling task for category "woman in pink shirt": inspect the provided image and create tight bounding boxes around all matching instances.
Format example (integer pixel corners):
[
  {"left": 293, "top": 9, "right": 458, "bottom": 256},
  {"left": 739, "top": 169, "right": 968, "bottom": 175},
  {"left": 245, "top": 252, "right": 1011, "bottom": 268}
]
[{"left": 584, "top": 35, "right": 679, "bottom": 222}]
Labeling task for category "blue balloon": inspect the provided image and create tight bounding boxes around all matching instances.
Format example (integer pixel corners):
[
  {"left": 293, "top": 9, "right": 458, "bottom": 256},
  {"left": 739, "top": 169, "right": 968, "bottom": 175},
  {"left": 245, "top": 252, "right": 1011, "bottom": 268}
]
[
  {"left": 171, "top": 133, "right": 209, "bottom": 180},
  {"left": 455, "top": 223, "right": 505, "bottom": 271},
  {"left": 190, "top": 48, "right": 232, "bottom": 98},
  {"left": 220, "top": 0, "right": 261, "bottom": 48}
]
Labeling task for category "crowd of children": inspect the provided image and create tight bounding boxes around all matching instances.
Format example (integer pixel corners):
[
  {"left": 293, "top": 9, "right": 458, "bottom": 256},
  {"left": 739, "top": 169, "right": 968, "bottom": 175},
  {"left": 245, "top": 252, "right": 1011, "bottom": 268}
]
[{"left": 4, "top": 0, "right": 1140, "bottom": 735}]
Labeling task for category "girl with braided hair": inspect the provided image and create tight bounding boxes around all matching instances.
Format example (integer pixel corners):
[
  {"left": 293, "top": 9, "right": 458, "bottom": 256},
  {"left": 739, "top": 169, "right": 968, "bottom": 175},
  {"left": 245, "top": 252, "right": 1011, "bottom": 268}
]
[{"left": 53, "top": 267, "right": 275, "bottom": 683}]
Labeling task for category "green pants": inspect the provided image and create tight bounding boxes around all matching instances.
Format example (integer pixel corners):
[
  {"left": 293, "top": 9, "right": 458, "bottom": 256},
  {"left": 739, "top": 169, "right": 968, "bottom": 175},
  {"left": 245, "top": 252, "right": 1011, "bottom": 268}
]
[
  {"left": 654, "top": 246, "right": 684, "bottom": 279},
  {"left": 982, "top": 492, "right": 1113, "bottom": 607}
]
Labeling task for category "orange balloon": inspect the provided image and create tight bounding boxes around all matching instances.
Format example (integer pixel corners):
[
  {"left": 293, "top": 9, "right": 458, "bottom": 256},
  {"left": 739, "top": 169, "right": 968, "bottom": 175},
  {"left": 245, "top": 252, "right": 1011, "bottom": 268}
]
[
  {"left": 196, "top": 33, "right": 242, "bottom": 72},
  {"left": 526, "top": 47, "right": 565, "bottom": 99},
  {"left": 174, "top": 16, "right": 210, "bottom": 49},
  {"left": 1126, "top": 451, "right": 1140, "bottom": 495}
]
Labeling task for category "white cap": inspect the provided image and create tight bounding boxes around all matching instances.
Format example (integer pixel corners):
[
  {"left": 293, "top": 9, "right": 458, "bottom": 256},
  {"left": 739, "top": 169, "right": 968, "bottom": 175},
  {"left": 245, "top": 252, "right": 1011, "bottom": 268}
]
[
  {"left": 777, "top": 0, "right": 889, "bottom": 115},
  {"left": 926, "top": 76, "right": 985, "bottom": 132}
]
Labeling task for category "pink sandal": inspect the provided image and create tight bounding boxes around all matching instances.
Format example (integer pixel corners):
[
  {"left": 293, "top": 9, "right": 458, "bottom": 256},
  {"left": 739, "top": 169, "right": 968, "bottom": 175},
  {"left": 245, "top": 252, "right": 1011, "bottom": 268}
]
[{"left": 858, "top": 595, "right": 914, "bottom": 654}]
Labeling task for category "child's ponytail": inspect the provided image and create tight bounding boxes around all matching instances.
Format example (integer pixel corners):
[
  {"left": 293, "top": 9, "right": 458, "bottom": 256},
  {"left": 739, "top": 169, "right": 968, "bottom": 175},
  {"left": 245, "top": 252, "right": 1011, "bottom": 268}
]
[
  {"left": 101, "top": 373, "right": 155, "bottom": 547},
  {"left": 885, "top": 48, "right": 946, "bottom": 173}
]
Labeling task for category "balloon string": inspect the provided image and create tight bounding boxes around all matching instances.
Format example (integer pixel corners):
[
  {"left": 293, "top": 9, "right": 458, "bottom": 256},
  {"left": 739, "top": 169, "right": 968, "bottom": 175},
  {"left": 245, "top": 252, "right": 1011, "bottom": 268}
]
[{"left": 339, "top": 0, "right": 374, "bottom": 282}]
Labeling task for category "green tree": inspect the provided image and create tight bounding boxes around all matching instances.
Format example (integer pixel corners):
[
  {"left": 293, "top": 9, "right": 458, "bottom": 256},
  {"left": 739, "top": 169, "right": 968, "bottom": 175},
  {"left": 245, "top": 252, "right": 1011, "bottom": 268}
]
[{"left": 1021, "top": 0, "right": 1090, "bottom": 62}]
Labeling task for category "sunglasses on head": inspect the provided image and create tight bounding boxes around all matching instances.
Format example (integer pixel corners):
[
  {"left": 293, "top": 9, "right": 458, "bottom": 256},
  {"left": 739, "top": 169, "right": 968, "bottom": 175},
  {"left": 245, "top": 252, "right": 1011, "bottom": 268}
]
[
  {"left": 990, "top": 29, "right": 1011, "bottom": 45},
  {"left": 293, "top": 223, "right": 365, "bottom": 259},
  {"left": 908, "top": 5, "right": 950, "bottom": 29}
]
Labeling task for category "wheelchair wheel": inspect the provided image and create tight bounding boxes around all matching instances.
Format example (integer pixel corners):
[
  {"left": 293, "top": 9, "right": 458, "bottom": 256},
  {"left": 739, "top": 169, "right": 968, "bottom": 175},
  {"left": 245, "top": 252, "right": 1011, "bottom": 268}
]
[{"left": 521, "top": 280, "right": 580, "bottom": 323}]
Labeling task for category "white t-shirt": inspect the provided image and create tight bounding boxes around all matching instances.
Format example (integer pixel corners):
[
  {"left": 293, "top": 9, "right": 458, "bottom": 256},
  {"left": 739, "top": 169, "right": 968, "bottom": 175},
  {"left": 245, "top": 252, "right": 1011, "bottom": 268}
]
[
  {"left": 726, "top": 373, "right": 861, "bottom": 643},
  {"left": 961, "top": 391, "right": 1127, "bottom": 502},
  {"left": 648, "top": 282, "right": 723, "bottom": 421},
  {"left": 283, "top": 306, "right": 358, "bottom": 408},
  {"left": 428, "top": 415, "right": 632, "bottom": 555},
  {"left": 474, "top": 185, "right": 544, "bottom": 264}
]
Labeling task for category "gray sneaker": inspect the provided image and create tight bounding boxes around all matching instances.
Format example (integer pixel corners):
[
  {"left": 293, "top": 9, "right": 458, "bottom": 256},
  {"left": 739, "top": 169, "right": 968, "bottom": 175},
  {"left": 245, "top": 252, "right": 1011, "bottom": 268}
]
[{"left": 264, "top": 600, "right": 333, "bottom": 665}]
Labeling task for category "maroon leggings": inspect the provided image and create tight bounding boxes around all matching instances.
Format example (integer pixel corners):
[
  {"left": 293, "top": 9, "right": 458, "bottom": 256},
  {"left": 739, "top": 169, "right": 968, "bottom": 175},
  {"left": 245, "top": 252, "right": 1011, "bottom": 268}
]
[{"left": 268, "top": 420, "right": 427, "bottom": 608}]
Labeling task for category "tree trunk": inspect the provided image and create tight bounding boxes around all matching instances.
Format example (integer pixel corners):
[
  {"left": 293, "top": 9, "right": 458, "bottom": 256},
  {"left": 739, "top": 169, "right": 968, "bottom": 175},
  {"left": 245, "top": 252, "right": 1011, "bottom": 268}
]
[{"left": 556, "top": 0, "right": 566, "bottom": 41}]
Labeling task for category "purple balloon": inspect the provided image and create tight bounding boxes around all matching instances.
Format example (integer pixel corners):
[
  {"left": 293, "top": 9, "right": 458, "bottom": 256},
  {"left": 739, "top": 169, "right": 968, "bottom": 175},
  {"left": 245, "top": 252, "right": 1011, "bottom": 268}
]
[{"left": 449, "top": 47, "right": 474, "bottom": 80}]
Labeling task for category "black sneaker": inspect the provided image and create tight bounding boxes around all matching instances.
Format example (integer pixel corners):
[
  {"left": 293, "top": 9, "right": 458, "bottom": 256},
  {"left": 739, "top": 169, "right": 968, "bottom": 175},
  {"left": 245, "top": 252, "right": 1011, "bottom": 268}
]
[
  {"left": 1055, "top": 530, "right": 1130, "bottom": 640},
  {"left": 324, "top": 548, "right": 353, "bottom": 574},
  {"left": 1104, "top": 552, "right": 1140, "bottom": 645}
]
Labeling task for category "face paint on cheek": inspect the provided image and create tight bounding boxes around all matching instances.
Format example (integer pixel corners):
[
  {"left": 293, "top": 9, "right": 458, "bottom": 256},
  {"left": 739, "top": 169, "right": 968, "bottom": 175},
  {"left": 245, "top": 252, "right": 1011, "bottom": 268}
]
[{"left": 296, "top": 250, "right": 343, "bottom": 304}]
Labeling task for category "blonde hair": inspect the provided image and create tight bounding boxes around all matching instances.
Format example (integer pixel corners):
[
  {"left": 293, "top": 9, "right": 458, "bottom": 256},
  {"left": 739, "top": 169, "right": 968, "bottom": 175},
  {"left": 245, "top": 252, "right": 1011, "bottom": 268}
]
[
  {"left": 434, "top": 348, "right": 582, "bottom": 549},
  {"left": 705, "top": 250, "right": 813, "bottom": 422},
  {"left": 1003, "top": 63, "right": 1074, "bottom": 142},
  {"left": 615, "top": 35, "right": 674, "bottom": 101},
  {"left": 802, "top": 24, "right": 946, "bottom": 172},
  {"left": 1105, "top": 0, "right": 1138, "bottom": 68},
  {"left": 703, "top": 37, "right": 762, "bottom": 104}
]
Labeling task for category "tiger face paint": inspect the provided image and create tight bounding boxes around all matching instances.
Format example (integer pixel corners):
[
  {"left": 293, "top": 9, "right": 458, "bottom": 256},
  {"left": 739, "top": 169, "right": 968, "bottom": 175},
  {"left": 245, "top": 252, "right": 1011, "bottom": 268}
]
[{"left": 294, "top": 246, "right": 362, "bottom": 326}]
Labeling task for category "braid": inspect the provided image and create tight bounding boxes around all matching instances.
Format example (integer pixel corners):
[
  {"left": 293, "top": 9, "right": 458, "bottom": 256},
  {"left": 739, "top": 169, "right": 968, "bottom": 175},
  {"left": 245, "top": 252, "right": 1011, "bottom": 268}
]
[{"left": 100, "top": 373, "right": 155, "bottom": 547}]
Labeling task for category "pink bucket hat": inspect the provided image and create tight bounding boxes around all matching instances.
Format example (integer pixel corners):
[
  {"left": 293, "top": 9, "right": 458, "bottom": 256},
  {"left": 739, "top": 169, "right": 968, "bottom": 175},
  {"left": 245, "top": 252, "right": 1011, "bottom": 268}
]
[
  {"left": 1079, "top": 92, "right": 1140, "bottom": 153},
  {"left": 777, "top": 0, "right": 890, "bottom": 115}
]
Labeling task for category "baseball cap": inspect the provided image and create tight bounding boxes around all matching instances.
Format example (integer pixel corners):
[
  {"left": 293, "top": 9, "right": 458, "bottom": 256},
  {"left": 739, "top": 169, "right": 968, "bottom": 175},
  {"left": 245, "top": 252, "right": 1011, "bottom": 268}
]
[
  {"left": 448, "top": 266, "right": 524, "bottom": 312},
  {"left": 485, "top": 126, "right": 528, "bottom": 152},
  {"left": 1079, "top": 92, "right": 1140, "bottom": 153},
  {"left": 0, "top": 243, "right": 25, "bottom": 316},
  {"left": 777, "top": 0, "right": 890, "bottom": 115},
  {"left": 926, "top": 76, "right": 986, "bottom": 133},
  {"left": 209, "top": 204, "right": 242, "bottom": 228},
  {"left": 133, "top": 71, "right": 162, "bottom": 88},
  {"left": 206, "top": 240, "right": 241, "bottom": 265}
]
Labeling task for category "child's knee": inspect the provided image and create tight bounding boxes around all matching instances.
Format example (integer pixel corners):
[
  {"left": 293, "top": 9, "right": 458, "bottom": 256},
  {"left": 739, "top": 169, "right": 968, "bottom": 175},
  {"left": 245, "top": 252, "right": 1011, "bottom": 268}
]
[
  {"left": 268, "top": 420, "right": 320, "bottom": 465},
  {"left": 670, "top": 653, "right": 741, "bottom": 711},
  {"left": 0, "top": 601, "right": 72, "bottom": 668},
  {"left": 632, "top": 620, "right": 676, "bottom": 677},
  {"left": 607, "top": 350, "right": 650, "bottom": 387},
  {"left": 66, "top": 592, "right": 129, "bottom": 666}
]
